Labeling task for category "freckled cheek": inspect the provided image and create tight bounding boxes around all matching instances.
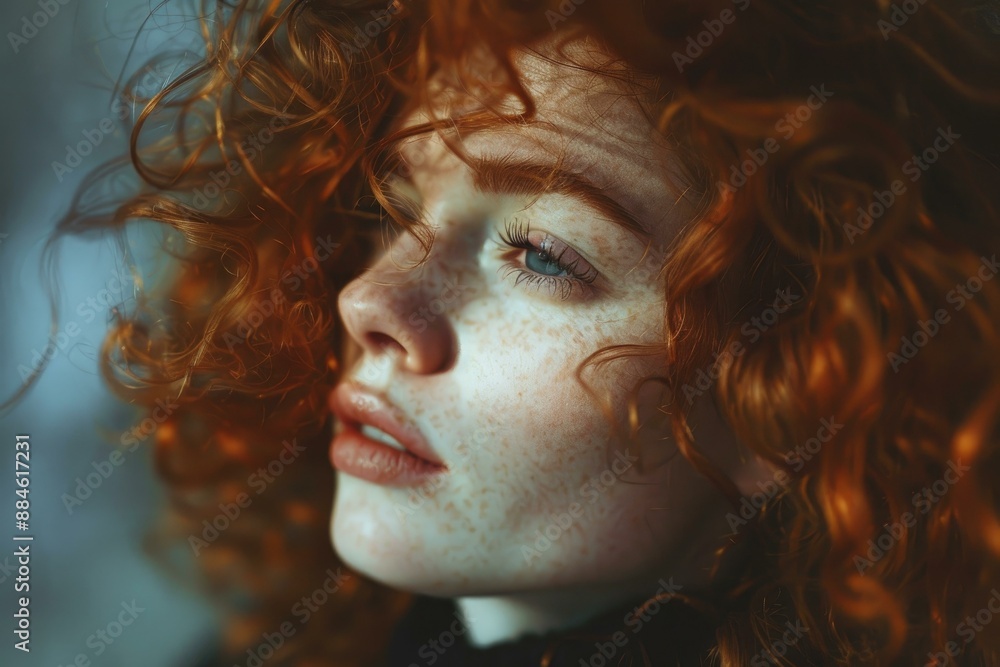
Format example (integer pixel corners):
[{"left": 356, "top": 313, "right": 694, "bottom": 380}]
[
  {"left": 447, "top": 291, "right": 659, "bottom": 484},
  {"left": 450, "top": 327, "right": 629, "bottom": 538},
  {"left": 469, "top": 372, "right": 608, "bottom": 475}
]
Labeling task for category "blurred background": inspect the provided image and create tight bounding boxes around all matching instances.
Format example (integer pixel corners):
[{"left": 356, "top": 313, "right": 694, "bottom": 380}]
[{"left": 0, "top": 1, "right": 218, "bottom": 665}]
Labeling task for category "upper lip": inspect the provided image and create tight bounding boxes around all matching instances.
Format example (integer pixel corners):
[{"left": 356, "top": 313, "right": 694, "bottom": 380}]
[{"left": 328, "top": 382, "right": 444, "bottom": 467}]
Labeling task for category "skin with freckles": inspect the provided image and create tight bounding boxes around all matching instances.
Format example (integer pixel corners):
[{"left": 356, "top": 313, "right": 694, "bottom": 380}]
[{"left": 330, "top": 36, "right": 773, "bottom": 647}]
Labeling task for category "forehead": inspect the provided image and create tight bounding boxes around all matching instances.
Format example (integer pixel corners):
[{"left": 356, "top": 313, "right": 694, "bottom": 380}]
[{"left": 399, "top": 36, "right": 694, "bottom": 246}]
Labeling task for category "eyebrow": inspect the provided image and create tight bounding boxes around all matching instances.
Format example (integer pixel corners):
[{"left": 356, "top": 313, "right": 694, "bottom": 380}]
[{"left": 469, "top": 154, "right": 651, "bottom": 241}]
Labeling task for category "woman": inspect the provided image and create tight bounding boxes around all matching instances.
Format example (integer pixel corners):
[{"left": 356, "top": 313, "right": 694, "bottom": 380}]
[{"left": 29, "top": 0, "right": 1000, "bottom": 664}]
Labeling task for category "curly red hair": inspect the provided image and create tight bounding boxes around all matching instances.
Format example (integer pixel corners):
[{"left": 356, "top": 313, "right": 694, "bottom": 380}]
[{"left": 20, "top": 0, "right": 1000, "bottom": 664}]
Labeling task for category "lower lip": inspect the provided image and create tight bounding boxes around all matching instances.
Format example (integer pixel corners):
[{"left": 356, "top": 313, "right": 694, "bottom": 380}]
[{"left": 330, "top": 428, "right": 446, "bottom": 487}]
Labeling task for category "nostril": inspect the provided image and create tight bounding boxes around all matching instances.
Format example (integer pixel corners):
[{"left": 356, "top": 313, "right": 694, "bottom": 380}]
[{"left": 366, "top": 332, "right": 406, "bottom": 356}]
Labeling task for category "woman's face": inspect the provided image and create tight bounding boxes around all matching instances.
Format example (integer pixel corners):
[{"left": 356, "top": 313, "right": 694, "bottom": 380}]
[{"left": 329, "top": 37, "right": 755, "bottom": 602}]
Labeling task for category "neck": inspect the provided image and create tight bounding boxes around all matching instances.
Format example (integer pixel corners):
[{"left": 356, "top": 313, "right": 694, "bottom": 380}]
[
  {"left": 451, "top": 495, "right": 756, "bottom": 649},
  {"left": 454, "top": 577, "right": 679, "bottom": 648}
]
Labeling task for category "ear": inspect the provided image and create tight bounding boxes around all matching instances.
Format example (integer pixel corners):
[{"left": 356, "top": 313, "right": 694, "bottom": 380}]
[
  {"left": 671, "top": 386, "right": 785, "bottom": 500},
  {"left": 625, "top": 373, "right": 784, "bottom": 498}
]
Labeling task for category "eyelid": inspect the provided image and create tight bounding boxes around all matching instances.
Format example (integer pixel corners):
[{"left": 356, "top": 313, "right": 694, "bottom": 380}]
[
  {"left": 496, "top": 218, "right": 602, "bottom": 300},
  {"left": 383, "top": 169, "right": 608, "bottom": 299},
  {"left": 532, "top": 232, "right": 598, "bottom": 284}
]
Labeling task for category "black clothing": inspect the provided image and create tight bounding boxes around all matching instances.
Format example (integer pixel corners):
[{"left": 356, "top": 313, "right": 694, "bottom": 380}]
[{"left": 384, "top": 592, "right": 717, "bottom": 667}]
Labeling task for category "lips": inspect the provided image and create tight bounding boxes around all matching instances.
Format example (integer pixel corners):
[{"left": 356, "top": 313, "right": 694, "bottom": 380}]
[{"left": 328, "top": 382, "right": 446, "bottom": 486}]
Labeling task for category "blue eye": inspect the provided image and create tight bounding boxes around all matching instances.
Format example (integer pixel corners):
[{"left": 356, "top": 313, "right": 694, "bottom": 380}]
[
  {"left": 496, "top": 218, "right": 599, "bottom": 300},
  {"left": 524, "top": 247, "right": 567, "bottom": 276}
]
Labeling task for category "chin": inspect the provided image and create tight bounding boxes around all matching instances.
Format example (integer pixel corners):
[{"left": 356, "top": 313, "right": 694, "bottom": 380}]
[
  {"left": 332, "top": 473, "right": 521, "bottom": 597},
  {"left": 331, "top": 472, "right": 450, "bottom": 595}
]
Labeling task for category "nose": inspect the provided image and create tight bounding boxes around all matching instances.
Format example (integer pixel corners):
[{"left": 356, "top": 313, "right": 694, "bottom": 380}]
[{"left": 337, "top": 229, "right": 458, "bottom": 375}]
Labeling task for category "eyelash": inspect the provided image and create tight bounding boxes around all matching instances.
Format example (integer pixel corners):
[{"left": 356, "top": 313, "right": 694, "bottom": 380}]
[{"left": 496, "top": 218, "right": 598, "bottom": 300}]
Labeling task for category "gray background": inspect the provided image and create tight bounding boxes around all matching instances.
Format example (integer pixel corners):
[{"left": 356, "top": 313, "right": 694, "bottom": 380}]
[{"left": 0, "top": 1, "right": 219, "bottom": 665}]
